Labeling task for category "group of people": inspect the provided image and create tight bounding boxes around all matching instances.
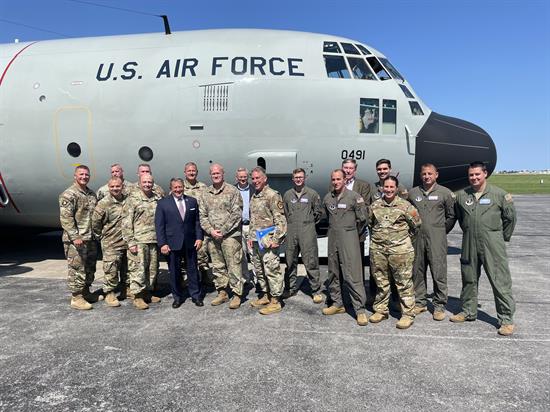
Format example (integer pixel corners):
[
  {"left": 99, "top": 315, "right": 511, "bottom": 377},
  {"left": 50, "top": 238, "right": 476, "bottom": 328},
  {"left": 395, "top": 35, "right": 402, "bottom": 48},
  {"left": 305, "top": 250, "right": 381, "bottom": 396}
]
[{"left": 59, "top": 157, "right": 517, "bottom": 336}]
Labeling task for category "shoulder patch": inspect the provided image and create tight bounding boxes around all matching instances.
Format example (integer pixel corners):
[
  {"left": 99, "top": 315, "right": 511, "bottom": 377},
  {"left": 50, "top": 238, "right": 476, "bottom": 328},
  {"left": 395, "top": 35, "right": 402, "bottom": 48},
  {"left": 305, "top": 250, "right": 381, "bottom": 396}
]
[
  {"left": 504, "top": 193, "right": 513, "bottom": 203},
  {"left": 277, "top": 200, "right": 284, "bottom": 210},
  {"left": 450, "top": 192, "right": 456, "bottom": 199},
  {"left": 61, "top": 199, "right": 69, "bottom": 207}
]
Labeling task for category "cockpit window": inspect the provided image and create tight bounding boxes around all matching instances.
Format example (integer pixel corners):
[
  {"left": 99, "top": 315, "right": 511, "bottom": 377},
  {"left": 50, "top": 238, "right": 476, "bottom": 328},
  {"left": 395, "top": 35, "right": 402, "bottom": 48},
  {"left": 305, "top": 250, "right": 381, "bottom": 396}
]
[
  {"left": 379, "top": 58, "right": 404, "bottom": 82},
  {"left": 355, "top": 44, "right": 371, "bottom": 55},
  {"left": 347, "top": 57, "right": 376, "bottom": 80},
  {"left": 367, "top": 57, "right": 391, "bottom": 80},
  {"left": 409, "top": 101, "right": 424, "bottom": 115},
  {"left": 399, "top": 84, "right": 414, "bottom": 98},
  {"left": 323, "top": 41, "right": 341, "bottom": 53},
  {"left": 382, "top": 100, "right": 397, "bottom": 134},
  {"left": 360, "top": 98, "right": 379, "bottom": 133},
  {"left": 341, "top": 42, "right": 361, "bottom": 55},
  {"left": 324, "top": 55, "right": 351, "bottom": 78}
]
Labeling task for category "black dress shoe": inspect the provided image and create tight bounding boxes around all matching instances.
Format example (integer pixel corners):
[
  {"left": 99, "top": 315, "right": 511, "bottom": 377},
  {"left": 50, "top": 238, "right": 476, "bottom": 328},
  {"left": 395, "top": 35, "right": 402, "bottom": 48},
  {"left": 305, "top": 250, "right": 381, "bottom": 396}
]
[
  {"left": 172, "top": 301, "right": 182, "bottom": 309},
  {"left": 192, "top": 298, "right": 204, "bottom": 307}
]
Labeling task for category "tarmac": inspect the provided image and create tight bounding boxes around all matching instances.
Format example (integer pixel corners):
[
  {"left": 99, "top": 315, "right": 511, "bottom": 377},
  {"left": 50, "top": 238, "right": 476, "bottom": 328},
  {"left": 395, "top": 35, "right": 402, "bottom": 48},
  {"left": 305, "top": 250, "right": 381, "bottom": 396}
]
[{"left": 0, "top": 195, "right": 549, "bottom": 411}]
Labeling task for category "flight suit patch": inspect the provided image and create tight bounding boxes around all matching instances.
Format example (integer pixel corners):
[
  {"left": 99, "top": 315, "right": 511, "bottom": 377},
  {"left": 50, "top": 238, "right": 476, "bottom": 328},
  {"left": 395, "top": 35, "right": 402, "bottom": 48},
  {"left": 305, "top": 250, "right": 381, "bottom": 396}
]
[
  {"left": 465, "top": 198, "right": 474, "bottom": 206},
  {"left": 504, "top": 193, "right": 513, "bottom": 203},
  {"left": 428, "top": 195, "right": 438, "bottom": 201},
  {"left": 415, "top": 196, "right": 422, "bottom": 202},
  {"left": 479, "top": 198, "right": 491, "bottom": 205},
  {"left": 357, "top": 197, "right": 364, "bottom": 203},
  {"left": 300, "top": 198, "right": 309, "bottom": 203},
  {"left": 337, "top": 203, "right": 347, "bottom": 209}
]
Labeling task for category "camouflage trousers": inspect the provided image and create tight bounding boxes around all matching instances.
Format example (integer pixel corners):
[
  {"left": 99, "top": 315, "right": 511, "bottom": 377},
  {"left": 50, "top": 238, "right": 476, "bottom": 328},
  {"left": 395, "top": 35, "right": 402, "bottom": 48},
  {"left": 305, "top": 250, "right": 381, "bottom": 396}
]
[
  {"left": 370, "top": 250, "right": 415, "bottom": 318},
  {"left": 102, "top": 247, "right": 128, "bottom": 293},
  {"left": 208, "top": 236, "right": 244, "bottom": 296},
  {"left": 127, "top": 243, "right": 158, "bottom": 296},
  {"left": 251, "top": 242, "right": 283, "bottom": 298},
  {"left": 241, "top": 224, "right": 255, "bottom": 283},
  {"left": 64, "top": 241, "right": 97, "bottom": 294}
]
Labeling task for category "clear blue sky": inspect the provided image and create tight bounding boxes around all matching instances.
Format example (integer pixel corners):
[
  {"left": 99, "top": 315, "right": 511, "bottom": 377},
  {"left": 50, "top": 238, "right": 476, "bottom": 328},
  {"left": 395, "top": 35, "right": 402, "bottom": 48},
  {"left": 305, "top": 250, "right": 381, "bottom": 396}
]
[{"left": 1, "top": 0, "right": 549, "bottom": 171}]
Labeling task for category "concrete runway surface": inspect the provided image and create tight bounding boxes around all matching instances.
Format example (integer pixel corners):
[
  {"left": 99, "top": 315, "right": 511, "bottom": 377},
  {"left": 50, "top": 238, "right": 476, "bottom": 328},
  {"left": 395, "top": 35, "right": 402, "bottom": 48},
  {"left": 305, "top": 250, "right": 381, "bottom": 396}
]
[{"left": 0, "top": 195, "right": 549, "bottom": 411}]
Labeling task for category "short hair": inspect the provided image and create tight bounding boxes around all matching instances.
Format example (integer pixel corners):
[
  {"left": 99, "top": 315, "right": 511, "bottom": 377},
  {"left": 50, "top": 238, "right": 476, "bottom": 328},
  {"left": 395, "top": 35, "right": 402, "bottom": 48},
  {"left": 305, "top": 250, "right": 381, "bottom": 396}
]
[
  {"left": 210, "top": 163, "right": 224, "bottom": 173},
  {"left": 75, "top": 165, "right": 90, "bottom": 172},
  {"left": 235, "top": 167, "right": 248, "bottom": 175},
  {"left": 251, "top": 166, "right": 266, "bottom": 177},
  {"left": 110, "top": 163, "right": 122, "bottom": 169},
  {"left": 341, "top": 158, "right": 357, "bottom": 168},
  {"left": 383, "top": 176, "right": 399, "bottom": 186},
  {"left": 139, "top": 173, "right": 154, "bottom": 183},
  {"left": 421, "top": 163, "right": 438, "bottom": 172},
  {"left": 331, "top": 169, "right": 345, "bottom": 178},
  {"left": 137, "top": 163, "right": 151, "bottom": 171},
  {"left": 170, "top": 177, "right": 184, "bottom": 187},
  {"left": 292, "top": 168, "right": 306, "bottom": 176},
  {"left": 108, "top": 177, "right": 123, "bottom": 185},
  {"left": 184, "top": 162, "right": 198, "bottom": 170},
  {"left": 469, "top": 161, "right": 487, "bottom": 172},
  {"left": 376, "top": 159, "right": 392, "bottom": 168}
]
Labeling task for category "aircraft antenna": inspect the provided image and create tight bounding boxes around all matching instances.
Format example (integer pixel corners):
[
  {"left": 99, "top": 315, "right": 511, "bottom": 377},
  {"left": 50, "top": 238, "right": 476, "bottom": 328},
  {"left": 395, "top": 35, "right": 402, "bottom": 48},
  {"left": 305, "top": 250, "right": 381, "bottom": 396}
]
[{"left": 66, "top": 0, "right": 171, "bottom": 34}]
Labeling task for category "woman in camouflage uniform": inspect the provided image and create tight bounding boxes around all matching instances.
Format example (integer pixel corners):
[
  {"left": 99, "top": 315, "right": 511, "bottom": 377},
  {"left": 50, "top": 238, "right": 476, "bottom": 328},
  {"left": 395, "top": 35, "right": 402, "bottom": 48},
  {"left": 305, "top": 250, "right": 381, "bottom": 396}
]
[{"left": 368, "top": 176, "right": 421, "bottom": 329}]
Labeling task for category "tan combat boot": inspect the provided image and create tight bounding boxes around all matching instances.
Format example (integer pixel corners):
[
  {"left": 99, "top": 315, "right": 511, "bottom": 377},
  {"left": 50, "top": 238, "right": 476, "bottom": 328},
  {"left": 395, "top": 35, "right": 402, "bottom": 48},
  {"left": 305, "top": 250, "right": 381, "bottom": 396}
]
[
  {"left": 322, "top": 306, "right": 345, "bottom": 315},
  {"left": 396, "top": 316, "right": 414, "bottom": 329},
  {"left": 369, "top": 312, "right": 389, "bottom": 323},
  {"left": 125, "top": 287, "right": 134, "bottom": 300},
  {"left": 312, "top": 294, "right": 323, "bottom": 304},
  {"left": 104, "top": 292, "right": 121, "bottom": 307},
  {"left": 250, "top": 294, "right": 270, "bottom": 308},
  {"left": 259, "top": 297, "right": 282, "bottom": 315},
  {"left": 498, "top": 324, "right": 515, "bottom": 336},
  {"left": 357, "top": 313, "right": 369, "bottom": 326},
  {"left": 133, "top": 297, "right": 149, "bottom": 310},
  {"left": 148, "top": 292, "right": 161, "bottom": 304},
  {"left": 413, "top": 306, "right": 427, "bottom": 315},
  {"left": 229, "top": 295, "right": 241, "bottom": 309},
  {"left": 70, "top": 294, "right": 92, "bottom": 310},
  {"left": 211, "top": 290, "right": 229, "bottom": 306},
  {"left": 433, "top": 310, "right": 446, "bottom": 321}
]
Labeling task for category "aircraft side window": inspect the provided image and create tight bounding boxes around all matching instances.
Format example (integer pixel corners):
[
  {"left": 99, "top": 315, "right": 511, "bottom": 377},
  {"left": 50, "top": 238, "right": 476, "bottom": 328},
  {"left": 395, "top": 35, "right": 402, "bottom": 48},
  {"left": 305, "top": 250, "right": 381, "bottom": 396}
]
[
  {"left": 355, "top": 44, "right": 371, "bottom": 55},
  {"left": 399, "top": 84, "right": 414, "bottom": 98},
  {"left": 67, "top": 142, "right": 81, "bottom": 158},
  {"left": 409, "top": 101, "right": 424, "bottom": 116},
  {"left": 379, "top": 58, "right": 405, "bottom": 82},
  {"left": 138, "top": 146, "right": 154, "bottom": 161},
  {"left": 359, "top": 98, "right": 379, "bottom": 134},
  {"left": 367, "top": 57, "right": 391, "bottom": 80},
  {"left": 347, "top": 57, "right": 377, "bottom": 80},
  {"left": 324, "top": 55, "right": 352, "bottom": 79},
  {"left": 341, "top": 42, "right": 361, "bottom": 55},
  {"left": 382, "top": 100, "right": 397, "bottom": 134},
  {"left": 323, "top": 41, "right": 341, "bottom": 53}
]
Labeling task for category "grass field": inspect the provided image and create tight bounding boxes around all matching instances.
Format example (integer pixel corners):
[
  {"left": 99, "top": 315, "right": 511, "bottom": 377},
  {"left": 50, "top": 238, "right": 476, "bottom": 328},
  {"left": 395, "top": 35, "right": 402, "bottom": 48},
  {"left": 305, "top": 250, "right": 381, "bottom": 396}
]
[{"left": 488, "top": 174, "right": 550, "bottom": 194}]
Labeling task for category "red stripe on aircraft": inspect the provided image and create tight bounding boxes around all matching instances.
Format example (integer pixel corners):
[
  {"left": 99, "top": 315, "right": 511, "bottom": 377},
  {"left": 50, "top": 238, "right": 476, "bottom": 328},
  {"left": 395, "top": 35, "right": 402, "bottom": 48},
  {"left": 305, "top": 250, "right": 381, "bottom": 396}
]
[
  {"left": 0, "top": 42, "right": 37, "bottom": 86},
  {"left": 0, "top": 173, "right": 21, "bottom": 213}
]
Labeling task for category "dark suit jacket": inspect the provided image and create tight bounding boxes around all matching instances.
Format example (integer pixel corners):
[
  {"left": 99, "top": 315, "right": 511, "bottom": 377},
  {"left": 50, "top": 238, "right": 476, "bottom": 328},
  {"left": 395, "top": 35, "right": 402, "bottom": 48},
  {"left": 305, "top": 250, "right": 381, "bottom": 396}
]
[{"left": 155, "top": 195, "right": 203, "bottom": 251}]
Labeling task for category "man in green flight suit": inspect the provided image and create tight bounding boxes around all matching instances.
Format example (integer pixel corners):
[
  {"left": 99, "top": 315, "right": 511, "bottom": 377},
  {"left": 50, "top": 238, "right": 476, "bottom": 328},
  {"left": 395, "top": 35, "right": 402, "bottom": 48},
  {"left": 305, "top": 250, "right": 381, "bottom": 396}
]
[
  {"left": 408, "top": 163, "right": 456, "bottom": 320},
  {"left": 451, "top": 161, "right": 517, "bottom": 336}
]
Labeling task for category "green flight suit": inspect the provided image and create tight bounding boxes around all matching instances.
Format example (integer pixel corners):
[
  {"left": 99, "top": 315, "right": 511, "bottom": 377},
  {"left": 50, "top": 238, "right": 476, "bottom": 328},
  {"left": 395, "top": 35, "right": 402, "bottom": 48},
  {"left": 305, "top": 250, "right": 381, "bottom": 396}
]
[
  {"left": 283, "top": 185, "right": 322, "bottom": 294},
  {"left": 323, "top": 188, "right": 368, "bottom": 315},
  {"left": 453, "top": 184, "right": 517, "bottom": 325},
  {"left": 408, "top": 183, "right": 456, "bottom": 311}
]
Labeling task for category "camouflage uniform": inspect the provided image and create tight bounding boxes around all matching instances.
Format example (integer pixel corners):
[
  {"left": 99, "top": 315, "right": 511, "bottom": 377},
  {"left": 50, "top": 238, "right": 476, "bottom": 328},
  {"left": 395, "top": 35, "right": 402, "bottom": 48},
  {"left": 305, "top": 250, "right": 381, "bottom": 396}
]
[
  {"left": 323, "top": 188, "right": 368, "bottom": 314},
  {"left": 283, "top": 185, "right": 322, "bottom": 294},
  {"left": 408, "top": 183, "right": 456, "bottom": 311},
  {"left": 250, "top": 185, "right": 287, "bottom": 298},
  {"left": 370, "top": 181, "right": 409, "bottom": 203},
  {"left": 452, "top": 184, "right": 516, "bottom": 324},
  {"left": 92, "top": 193, "right": 128, "bottom": 293},
  {"left": 368, "top": 196, "right": 421, "bottom": 318},
  {"left": 122, "top": 190, "right": 161, "bottom": 296},
  {"left": 184, "top": 179, "right": 210, "bottom": 274},
  {"left": 127, "top": 181, "right": 165, "bottom": 199},
  {"left": 199, "top": 182, "right": 244, "bottom": 295},
  {"left": 59, "top": 183, "right": 98, "bottom": 293},
  {"left": 96, "top": 180, "right": 131, "bottom": 201}
]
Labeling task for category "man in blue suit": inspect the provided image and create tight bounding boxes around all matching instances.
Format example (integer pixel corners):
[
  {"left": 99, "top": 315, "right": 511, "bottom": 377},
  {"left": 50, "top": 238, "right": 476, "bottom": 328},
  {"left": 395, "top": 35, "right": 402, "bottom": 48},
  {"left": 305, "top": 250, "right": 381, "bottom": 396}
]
[{"left": 155, "top": 178, "right": 204, "bottom": 308}]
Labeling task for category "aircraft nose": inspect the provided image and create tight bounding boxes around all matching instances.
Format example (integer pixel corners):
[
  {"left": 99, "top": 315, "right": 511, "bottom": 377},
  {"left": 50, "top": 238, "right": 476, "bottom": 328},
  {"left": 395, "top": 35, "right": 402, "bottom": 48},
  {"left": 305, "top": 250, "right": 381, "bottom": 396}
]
[{"left": 413, "top": 111, "right": 497, "bottom": 190}]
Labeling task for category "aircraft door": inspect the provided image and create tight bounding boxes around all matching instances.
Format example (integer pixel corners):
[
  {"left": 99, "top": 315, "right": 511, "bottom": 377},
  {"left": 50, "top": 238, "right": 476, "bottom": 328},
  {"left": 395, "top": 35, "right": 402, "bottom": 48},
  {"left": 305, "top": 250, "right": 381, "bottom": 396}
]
[
  {"left": 247, "top": 151, "right": 296, "bottom": 193},
  {"left": 53, "top": 106, "right": 95, "bottom": 180}
]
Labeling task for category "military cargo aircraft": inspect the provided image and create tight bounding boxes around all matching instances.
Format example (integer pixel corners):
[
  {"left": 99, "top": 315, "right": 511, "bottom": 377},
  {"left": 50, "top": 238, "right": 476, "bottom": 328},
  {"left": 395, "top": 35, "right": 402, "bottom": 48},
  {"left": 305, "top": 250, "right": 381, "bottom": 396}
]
[{"left": 0, "top": 29, "right": 496, "bottom": 229}]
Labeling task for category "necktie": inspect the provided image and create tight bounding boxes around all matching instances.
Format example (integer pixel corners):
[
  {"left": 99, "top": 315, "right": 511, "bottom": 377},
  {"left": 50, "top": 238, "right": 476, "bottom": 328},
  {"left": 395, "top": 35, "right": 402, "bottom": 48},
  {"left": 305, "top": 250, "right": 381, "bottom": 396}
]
[{"left": 177, "top": 198, "right": 186, "bottom": 220}]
